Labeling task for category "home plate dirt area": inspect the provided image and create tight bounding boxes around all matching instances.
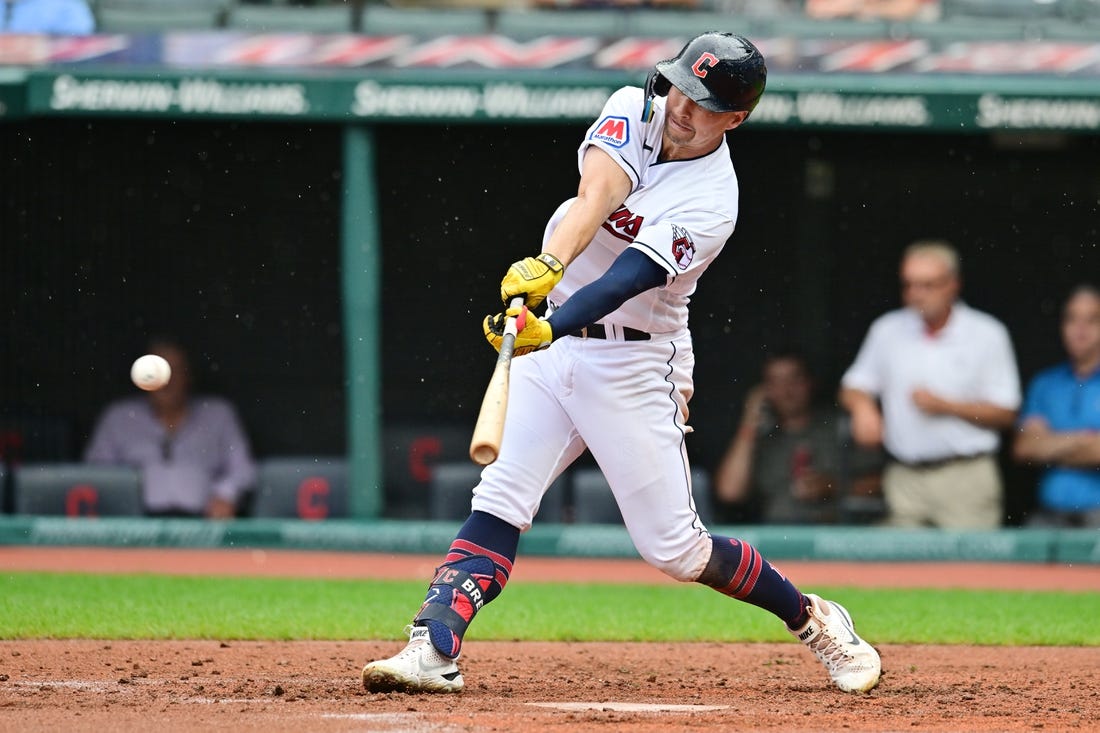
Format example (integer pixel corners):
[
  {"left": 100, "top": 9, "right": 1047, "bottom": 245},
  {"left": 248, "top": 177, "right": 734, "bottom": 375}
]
[{"left": 1, "top": 548, "right": 1098, "bottom": 732}]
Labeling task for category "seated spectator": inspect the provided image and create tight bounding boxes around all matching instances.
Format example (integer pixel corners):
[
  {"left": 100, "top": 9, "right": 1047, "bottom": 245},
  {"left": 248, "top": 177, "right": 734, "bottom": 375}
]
[
  {"left": 84, "top": 337, "right": 256, "bottom": 519},
  {"left": 0, "top": 0, "right": 96, "bottom": 35},
  {"left": 804, "top": 0, "right": 940, "bottom": 21},
  {"left": 714, "top": 349, "right": 882, "bottom": 524},
  {"left": 1013, "top": 285, "right": 1100, "bottom": 529}
]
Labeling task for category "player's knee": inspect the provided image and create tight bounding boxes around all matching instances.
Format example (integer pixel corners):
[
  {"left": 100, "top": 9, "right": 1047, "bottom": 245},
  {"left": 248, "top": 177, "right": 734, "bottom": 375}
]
[
  {"left": 470, "top": 487, "right": 534, "bottom": 532},
  {"left": 640, "top": 535, "right": 712, "bottom": 582}
]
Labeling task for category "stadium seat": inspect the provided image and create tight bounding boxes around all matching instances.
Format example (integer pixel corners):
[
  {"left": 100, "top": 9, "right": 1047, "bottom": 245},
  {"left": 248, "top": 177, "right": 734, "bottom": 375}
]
[
  {"left": 360, "top": 5, "right": 490, "bottom": 35},
  {"left": 941, "top": 0, "right": 1067, "bottom": 19},
  {"left": 751, "top": 16, "right": 891, "bottom": 40},
  {"left": 571, "top": 467, "right": 713, "bottom": 526},
  {"left": 13, "top": 463, "right": 143, "bottom": 517},
  {"left": 95, "top": 1, "right": 229, "bottom": 32},
  {"left": 429, "top": 461, "right": 567, "bottom": 522},
  {"left": 630, "top": 11, "right": 751, "bottom": 38},
  {"left": 493, "top": 8, "right": 631, "bottom": 38},
  {"left": 251, "top": 456, "right": 349, "bottom": 520},
  {"left": 226, "top": 4, "right": 359, "bottom": 33},
  {"left": 429, "top": 461, "right": 481, "bottom": 521},
  {"left": 902, "top": 21, "right": 1027, "bottom": 41}
]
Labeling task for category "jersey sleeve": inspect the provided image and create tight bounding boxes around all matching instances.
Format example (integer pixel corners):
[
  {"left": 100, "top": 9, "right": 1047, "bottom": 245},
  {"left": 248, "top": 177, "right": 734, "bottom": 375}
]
[
  {"left": 627, "top": 212, "right": 733, "bottom": 281},
  {"left": 578, "top": 87, "right": 649, "bottom": 189}
]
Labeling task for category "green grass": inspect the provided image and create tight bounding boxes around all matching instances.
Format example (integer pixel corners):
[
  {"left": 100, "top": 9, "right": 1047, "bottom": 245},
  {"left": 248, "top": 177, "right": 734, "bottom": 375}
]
[{"left": 1, "top": 572, "right": 1096, "bottom": 646}]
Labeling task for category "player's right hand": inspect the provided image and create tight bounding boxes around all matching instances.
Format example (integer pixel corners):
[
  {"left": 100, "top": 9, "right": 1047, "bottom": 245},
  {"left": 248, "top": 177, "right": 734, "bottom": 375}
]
[
  {"left": 484, "top": 305, "right": 552, "bottom": 356},
  {"left": 500, "top": 252, "right": 564, "bottom": 309}
]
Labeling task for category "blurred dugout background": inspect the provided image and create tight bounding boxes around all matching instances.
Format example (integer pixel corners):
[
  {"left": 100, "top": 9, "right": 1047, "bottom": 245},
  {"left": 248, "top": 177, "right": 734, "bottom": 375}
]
[{"left": 2, "top": 0, "right": 1099, "bottom": 523}]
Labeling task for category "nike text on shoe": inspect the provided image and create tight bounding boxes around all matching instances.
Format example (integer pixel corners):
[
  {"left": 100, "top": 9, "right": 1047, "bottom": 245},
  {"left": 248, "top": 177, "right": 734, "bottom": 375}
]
[
  {"left": 791, "top": 593, "right": 881, "bottom": 693},
  {"left": 362, "top": 625, "right": 464, "bottom": 693}
]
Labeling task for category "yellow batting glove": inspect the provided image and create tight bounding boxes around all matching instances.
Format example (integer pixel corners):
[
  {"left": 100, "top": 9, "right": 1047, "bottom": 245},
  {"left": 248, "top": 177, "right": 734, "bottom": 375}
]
[
  {"left": 500, "top": 252, "right": 564, "bottom": 309},
  {"left": 483, "top": 305, "right": 553, "bottom": 356}
]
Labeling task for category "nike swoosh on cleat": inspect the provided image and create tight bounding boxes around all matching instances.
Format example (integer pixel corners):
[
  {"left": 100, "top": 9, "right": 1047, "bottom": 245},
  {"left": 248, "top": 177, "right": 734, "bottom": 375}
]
[{"left": 829, "top": 603, "right": 861, "bottom": 645}]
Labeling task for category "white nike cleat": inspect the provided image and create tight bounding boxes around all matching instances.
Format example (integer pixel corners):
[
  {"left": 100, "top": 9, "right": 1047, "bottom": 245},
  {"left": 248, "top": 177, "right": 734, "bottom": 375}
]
[
  {"left": 362, "top": 625, "right": 464, "bottom": 693},
  {"left": 791, "top": 593, "right": 881, "bottom": 693}
]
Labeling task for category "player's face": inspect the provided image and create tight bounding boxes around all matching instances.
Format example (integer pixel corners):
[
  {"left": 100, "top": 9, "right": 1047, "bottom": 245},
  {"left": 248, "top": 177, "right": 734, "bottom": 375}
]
[
  {"left": 662, "top": 86, "right": 747, "bottom": 159},
  {"left": 900, "top": 254, "right": 958, "bottom": 324},
  {"left": 1061, "top": 291, "right": 1100, "bottom": 365}
]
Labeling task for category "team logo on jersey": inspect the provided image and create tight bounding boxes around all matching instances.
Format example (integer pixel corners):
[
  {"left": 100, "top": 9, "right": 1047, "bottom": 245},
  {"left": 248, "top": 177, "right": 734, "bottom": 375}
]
[
  {"left": 601, "top": 205, "right": 644, "bottom": 242},
  {"left": 590, "top": 115, "right": 629, "bottom": 148},
  {"left": 671, "top": 225, "right": 695, "bottom": 269}
]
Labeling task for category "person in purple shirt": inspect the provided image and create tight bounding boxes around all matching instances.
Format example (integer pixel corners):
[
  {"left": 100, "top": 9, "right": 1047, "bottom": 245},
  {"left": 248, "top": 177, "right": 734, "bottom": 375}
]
[
  {"left": 1, "top": 0, "right": 95, "bottom": 35},
  {"left": 84, "top": 338, "right": 257, "bottom": 519},
  {"left": 1014, "top": 285, "right": 1100, "bottom": 528}
]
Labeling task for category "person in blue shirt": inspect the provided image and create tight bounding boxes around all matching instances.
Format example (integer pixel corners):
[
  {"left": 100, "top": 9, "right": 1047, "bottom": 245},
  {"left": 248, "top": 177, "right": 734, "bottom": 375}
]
[
  {"left": 1014, "top": 284, "right": 1100, "bottom": 528},
  {"left": 1, "top": 0, "right": 95, "bottom": 35}
]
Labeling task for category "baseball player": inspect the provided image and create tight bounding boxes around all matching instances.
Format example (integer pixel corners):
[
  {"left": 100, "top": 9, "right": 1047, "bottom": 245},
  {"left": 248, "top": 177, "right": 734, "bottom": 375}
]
[{"left": 362, "top": 32, "right": 881, "bottom": 695}]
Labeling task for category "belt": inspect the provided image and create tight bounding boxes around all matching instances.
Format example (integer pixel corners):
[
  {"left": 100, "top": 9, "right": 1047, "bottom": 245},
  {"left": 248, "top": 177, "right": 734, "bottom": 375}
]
[
  {"left": 892, "top": 452, "right": 994, "bottom": 470},
  {"left": 568, "top": 323, "right": 651, "bottom": 342}
]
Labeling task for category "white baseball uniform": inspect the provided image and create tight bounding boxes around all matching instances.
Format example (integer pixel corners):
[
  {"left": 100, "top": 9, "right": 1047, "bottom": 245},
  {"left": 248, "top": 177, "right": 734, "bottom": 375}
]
[{"left": 470, "top": 86, "right": 740, "bottom": 581}]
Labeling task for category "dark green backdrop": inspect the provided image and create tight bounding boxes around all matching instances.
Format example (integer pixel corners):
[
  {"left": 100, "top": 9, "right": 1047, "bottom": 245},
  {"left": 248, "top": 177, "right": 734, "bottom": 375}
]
[{"left": 3, "top": 118, "right": 1098, "bottom": 521}]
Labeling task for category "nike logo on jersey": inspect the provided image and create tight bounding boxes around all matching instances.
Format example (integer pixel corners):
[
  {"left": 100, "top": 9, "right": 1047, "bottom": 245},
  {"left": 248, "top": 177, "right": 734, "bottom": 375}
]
[{"left": 591, "top": 115, "right": 629, "bottom": 148}]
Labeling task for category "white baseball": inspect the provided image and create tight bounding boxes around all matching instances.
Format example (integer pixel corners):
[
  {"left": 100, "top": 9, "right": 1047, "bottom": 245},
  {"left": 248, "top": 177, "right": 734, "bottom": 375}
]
[{"left": 130, "top": 354, "right": 171, "bottom": 391}]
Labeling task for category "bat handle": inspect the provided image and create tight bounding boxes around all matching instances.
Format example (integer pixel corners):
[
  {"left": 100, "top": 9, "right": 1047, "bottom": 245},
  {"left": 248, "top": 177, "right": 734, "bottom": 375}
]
[{"left": 499, "top": 296, "right": 524, "bottom": 356}]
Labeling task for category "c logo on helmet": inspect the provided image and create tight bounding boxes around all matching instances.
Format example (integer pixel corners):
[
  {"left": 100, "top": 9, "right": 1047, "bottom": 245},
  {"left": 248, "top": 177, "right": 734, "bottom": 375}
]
[{"left": 691, "top": 52, "right": 719, "bottom": 79}]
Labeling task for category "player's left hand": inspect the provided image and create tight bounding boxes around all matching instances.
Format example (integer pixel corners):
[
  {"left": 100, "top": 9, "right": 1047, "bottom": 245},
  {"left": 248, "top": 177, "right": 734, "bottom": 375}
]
[
  {"left": 484, "top": 305, "right": 552, "bottom": 356},
  {"left": 500, "top": 253, "right": 564, "bottom": 309}
]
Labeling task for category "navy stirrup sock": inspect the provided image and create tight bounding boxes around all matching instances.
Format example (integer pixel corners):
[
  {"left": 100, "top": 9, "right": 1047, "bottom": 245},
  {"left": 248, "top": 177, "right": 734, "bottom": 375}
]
[
  {"left": 417, "top": 511, "right": 520, "bottom": 658},
  {"left": 697, "top": 535, "right": 810, "bottom": 629}
]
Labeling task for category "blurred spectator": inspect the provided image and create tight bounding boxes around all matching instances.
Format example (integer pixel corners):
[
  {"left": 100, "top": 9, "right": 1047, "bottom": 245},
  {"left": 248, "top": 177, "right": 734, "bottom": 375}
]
[
  {"left": 804, "top": 0, "right": 940, "bottom": 21},
  {"left": 839, "top": 240, "right": 1020, "bottom": 529},
  {"left": 1013, "top": 284, "right": 1100, "bottom": 529},
  {"left": 0, "top": 0, "right": 95, "bottom": 35},
  {"left": 714, "top": 349, "right": 883, "bottom": 524},
  {"left": 84, "top": 338, "right": 256, "bottom": 519}
]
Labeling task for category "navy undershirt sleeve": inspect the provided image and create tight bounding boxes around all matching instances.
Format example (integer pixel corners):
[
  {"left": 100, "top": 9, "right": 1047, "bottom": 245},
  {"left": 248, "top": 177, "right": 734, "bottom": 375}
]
[{"left": 545, "top": 247, "right": 667, "bottom": 338}]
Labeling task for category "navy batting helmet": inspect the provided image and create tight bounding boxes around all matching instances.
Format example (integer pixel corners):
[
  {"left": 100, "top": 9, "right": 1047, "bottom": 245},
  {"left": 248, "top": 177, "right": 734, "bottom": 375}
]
[{"left": 645, "top": 32, "right": 767, "bottom": 115}]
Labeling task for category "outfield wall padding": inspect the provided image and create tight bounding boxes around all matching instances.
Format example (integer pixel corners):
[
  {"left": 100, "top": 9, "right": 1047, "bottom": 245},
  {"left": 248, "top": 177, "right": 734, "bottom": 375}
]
[{"left": 0, "top": 517, "right": 1095, "bottom": 564}]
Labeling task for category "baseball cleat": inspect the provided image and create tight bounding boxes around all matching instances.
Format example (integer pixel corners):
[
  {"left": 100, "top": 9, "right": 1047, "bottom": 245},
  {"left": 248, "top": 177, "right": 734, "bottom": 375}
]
[
  {"left": 362, "top": 624, "right": 464, "bottom": 693},
  {"left": 791, "top": 593, "right": 881, "bottom": 693}
]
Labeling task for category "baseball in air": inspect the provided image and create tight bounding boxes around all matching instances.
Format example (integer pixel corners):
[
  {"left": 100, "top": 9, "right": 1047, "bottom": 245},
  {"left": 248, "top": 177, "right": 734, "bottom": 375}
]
[{"left": 130, "top": 354, "right": 171, "bottom": 391}]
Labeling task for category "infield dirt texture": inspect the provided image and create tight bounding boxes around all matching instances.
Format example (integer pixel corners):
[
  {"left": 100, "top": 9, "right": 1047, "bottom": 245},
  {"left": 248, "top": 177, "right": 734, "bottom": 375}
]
[{"left": 2, "top": 548, "right": 1098, "bottom": 732}]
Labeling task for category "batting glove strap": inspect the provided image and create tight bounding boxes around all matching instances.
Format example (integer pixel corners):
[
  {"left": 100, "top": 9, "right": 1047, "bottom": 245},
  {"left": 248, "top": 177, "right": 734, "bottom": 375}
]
[{"left": 500, "top": 252, "right": 565, "bottom": 309}]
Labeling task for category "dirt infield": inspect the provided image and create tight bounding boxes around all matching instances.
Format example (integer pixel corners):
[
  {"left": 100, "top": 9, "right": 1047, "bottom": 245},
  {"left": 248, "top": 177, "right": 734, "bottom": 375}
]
[{"left": 2, "top": 547, "right": 1099, "bottom": 732}]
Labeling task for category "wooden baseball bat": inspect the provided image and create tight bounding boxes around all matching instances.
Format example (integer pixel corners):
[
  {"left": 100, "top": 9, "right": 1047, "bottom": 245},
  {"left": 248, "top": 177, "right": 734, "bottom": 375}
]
[{"left": 469, "top": 297, "right": 524, "bottom": 465}]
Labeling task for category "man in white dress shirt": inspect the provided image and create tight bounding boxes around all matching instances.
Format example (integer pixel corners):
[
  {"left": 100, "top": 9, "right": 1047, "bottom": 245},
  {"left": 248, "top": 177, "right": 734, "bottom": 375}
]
[{"left": 839, "top": 240, "right": 1020, "bottom": 528}]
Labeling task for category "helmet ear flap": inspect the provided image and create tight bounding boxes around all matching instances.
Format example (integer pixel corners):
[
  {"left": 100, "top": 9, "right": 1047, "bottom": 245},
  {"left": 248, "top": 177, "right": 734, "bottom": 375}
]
[
  {"left": 646, "top": 71, "right": 671, "bottom": 99},
  {"left": 641, "top": 71, "right": 672, "bottom": 122}
]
